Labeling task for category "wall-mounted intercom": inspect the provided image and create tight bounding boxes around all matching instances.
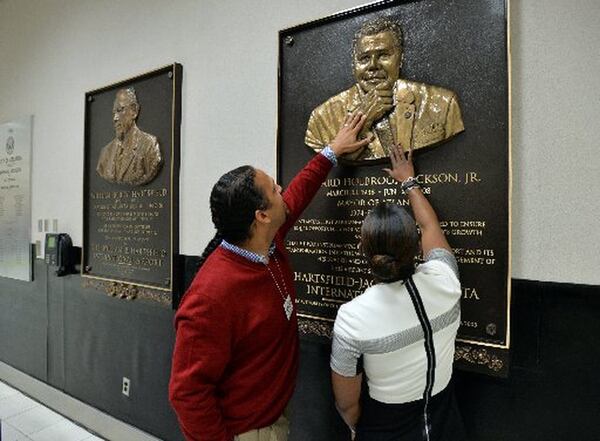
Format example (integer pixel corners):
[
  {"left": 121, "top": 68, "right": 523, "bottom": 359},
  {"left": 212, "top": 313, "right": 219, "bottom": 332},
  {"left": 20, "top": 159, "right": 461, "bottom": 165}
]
[{"left": 45, "top": 233, "right": 76, "bottom": 276}]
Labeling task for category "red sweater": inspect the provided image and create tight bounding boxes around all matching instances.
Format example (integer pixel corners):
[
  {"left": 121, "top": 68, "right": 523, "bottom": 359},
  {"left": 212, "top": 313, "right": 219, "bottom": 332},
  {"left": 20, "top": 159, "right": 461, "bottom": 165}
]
[{"left": 169, "top": 154, "right": 333, "bottom": 441}]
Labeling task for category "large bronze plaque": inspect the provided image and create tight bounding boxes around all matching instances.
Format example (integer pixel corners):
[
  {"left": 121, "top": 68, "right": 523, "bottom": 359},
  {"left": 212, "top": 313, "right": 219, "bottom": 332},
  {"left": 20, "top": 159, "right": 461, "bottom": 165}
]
[
  {"left": 278, "top": 1, "right": 510, "bottom": 374},
  {"left": 82, "top": 64, "right": 182, "bottom": 304}
]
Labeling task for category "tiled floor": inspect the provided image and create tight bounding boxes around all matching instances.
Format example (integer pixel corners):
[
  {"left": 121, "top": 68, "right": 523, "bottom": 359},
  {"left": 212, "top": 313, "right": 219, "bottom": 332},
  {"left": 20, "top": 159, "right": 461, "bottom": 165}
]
[{"left": 0, "top": 381, "right": 103, "bottom": 441}]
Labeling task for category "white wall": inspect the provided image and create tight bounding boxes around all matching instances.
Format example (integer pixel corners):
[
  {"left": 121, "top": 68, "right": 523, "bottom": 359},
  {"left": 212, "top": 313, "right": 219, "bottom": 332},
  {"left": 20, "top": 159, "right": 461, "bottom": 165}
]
[
  {"left": 510, "top": 0, "right": 600, "bottom": 284},
  {"left": 0, "top": 0, "right": 598, "bottom": 285}
]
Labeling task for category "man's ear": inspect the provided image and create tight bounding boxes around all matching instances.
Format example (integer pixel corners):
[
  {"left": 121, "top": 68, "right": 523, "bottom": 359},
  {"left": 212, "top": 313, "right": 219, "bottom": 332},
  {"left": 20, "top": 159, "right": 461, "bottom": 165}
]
[{"left": 255, "top": 209, "right": 271, "bottom": 225}]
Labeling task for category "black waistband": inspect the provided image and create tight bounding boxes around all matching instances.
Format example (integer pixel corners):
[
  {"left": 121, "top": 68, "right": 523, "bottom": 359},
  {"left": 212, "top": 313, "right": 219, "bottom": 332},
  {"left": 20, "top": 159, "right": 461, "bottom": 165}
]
[{"left": 357, "top": 381, "right": 458, "bottom": 441}]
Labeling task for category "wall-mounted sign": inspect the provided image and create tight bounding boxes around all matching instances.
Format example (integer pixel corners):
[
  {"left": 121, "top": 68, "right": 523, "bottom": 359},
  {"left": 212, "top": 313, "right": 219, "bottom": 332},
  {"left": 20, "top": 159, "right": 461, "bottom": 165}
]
[{"left": 0, "top": 115, "right": 33, "bottom": 282}]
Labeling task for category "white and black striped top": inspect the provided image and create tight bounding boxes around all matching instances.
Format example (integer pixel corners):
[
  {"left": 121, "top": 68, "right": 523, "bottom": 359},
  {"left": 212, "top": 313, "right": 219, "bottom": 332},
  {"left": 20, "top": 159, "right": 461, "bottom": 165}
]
[{"left": 331, "top": 248, "right": 461, "bottom": 404}]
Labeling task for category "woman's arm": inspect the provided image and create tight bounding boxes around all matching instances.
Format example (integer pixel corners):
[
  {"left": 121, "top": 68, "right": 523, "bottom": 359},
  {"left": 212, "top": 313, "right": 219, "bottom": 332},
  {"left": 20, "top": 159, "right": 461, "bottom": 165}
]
[
  {"left": 383, "top": 144, "right": 452, "bottom": 257},
  {"left": 332, "top": 371, "right": 362, "bottom": 439}
]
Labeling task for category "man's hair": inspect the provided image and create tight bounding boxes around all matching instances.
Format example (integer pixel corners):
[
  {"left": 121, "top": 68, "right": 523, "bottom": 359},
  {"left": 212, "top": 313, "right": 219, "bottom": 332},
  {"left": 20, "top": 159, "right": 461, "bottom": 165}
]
[
  {"left": 117, "top": 87, "right": 139, "bottom": 109},
  {"left": 352, "top": 17, "right": 403, "bottom": 61},
  {"left": 360, "top": 202, "right": 419, "bottom": 283},
  {"left": 196, "top": 166, "right": 269, "bottom": 270}
]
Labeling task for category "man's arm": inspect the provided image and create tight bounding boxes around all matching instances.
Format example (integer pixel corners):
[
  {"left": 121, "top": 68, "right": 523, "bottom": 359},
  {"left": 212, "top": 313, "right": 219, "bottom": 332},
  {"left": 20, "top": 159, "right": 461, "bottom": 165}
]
[
  {"left": 169, "top": 291, "right": 233, "bottom": 441},
  {"left": 383, "top": 144, "right": 452, "bottom": 256},
  {"left": 280, "top": 113, "right": 370, "bottom": 237}
]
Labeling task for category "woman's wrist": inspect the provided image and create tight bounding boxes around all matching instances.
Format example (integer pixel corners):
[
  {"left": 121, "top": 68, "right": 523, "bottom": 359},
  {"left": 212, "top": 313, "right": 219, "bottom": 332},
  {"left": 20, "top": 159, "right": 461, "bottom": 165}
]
[{"left": 400, "top": 176, "right": 421, "bottom": 193}]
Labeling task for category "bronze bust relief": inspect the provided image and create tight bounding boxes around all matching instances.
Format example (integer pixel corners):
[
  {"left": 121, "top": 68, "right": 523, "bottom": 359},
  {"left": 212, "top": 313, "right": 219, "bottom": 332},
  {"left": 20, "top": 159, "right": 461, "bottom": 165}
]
[
  {"left": 96, "top": 87, "right": 162, "bottom": 185},
  {"left": 305, "top": 17, "right": 464, "bottom": 163}
]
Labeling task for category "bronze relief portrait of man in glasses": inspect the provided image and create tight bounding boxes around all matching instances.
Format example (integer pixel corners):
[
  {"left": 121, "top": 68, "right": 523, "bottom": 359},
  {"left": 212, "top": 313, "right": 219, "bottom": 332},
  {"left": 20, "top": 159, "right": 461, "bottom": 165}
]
[
  {"left": 305, "top": 17, "right": 464, "bottom": 163},
  {"left": 96, "top": 87, "right": 162, "bottom": 185}
]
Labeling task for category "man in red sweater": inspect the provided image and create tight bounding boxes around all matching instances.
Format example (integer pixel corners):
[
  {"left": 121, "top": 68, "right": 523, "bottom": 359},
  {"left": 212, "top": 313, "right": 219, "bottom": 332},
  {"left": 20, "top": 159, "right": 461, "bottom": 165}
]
[{"left": 169, "top": 113, "right": 369, "bottom": 441}]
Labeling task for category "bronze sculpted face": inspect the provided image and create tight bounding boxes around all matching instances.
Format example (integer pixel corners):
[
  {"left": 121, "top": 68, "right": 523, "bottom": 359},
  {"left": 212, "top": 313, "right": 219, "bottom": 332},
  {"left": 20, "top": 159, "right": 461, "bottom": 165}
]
[
  {"left": 353, "top": 31, "right": 401, "bottom": 93},
  {"left": 112, "top": 89, "right": 139, "bottom": 140}
]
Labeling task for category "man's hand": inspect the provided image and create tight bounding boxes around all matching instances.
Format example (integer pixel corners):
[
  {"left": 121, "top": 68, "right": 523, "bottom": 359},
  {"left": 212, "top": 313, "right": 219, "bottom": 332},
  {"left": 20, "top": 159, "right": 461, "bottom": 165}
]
[
  {"left": 330, "top": 112, "right": 372, "bottom": 157},
  {"left": 383, "top": 143, "right": 415, "bottom": 183},
  {"left": 359, "top": 85, "right": 394, "bottom": 134}
]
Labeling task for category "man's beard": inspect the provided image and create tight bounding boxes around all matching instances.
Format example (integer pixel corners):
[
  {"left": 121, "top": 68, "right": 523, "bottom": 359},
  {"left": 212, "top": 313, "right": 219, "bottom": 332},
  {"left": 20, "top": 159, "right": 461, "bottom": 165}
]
[{"left": 115, "top": 124, "right": 132, "bottom": 140}]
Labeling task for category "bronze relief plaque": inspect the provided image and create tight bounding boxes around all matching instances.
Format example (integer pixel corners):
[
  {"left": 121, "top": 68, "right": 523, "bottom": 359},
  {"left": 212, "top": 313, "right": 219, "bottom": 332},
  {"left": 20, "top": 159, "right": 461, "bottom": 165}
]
[
  {"left": 83, "top": 64, "right": 182, "bottom": 303},
  {"left": 278, "top": 1, "right": 509, "bottom": 374}
]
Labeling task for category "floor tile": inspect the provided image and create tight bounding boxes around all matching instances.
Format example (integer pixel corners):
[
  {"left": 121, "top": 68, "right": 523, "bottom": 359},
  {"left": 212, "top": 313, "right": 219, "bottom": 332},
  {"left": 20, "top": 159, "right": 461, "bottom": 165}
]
[
  {"left": 29, "top": 420, "right": 92, "bottom": 441},
  {"left": 0, "top": 394, "right": 39, "bottom": 419},
  {"left": 0, "top": 421, "right": 30, "bottom": 441},
  {"left": 0, "top": 382, "right": 20, "bottom": 399},
  {"left": 6, "top": 405, "right": 63, "bottom": 435}
]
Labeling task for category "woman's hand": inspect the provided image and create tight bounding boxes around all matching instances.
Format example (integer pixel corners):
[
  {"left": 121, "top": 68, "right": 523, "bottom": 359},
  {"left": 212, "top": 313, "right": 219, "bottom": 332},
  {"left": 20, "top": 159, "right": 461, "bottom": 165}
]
[
  {"left": 330, "top": 112, "right": 373, "bottom": 157},
  {"left": 383, "top": 143, "right": 415, "bottom": 183}
]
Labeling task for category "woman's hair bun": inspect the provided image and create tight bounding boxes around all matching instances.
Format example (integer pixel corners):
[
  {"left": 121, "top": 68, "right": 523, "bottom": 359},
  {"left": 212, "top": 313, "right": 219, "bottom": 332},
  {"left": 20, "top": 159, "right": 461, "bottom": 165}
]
[
  {"left": 361, "top": 202, "right": 419, "bottom": 282},
  {"left": 370, "top": 254, "right": 399, "bottom": 281}
]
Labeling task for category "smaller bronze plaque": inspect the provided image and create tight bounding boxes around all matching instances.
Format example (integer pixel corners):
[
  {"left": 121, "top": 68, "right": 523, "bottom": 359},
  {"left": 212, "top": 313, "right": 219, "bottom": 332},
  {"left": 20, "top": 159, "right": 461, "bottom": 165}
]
[{"left": 82, "top": 64, "right": 182, "bottom": 302}]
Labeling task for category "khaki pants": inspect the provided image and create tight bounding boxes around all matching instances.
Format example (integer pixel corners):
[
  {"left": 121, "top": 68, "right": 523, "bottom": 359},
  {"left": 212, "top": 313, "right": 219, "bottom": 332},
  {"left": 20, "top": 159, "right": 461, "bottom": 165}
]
[{"left": 234, "top": 411, "right": 290, "bottom": 441}]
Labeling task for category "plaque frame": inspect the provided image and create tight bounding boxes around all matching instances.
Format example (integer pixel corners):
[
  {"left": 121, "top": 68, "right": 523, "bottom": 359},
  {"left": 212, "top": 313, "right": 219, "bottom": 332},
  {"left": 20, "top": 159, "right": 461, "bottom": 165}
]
[
  {"left": 82, "top": 64, "right": 183, "bottom": 306},
  {"left": 277, "top": 0, "right": 511, "bottom": 375}
]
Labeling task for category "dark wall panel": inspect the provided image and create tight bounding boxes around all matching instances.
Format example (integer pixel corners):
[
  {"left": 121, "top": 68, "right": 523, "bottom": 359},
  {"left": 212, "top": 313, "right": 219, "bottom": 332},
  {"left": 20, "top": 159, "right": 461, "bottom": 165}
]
[
  {"left": 0, "top": 257, "right": 183, "bottom": 441},
  {"left": 0, "top": 259, "right": 47, "bottom": 381},
  {"left": 47, "top": 269, "right": 66, "bottom": 389},
  {"left": 455, "top": 280, "right": 600, "bottom": 441},
  {"left": 61, "top": 278, "right": 182, "bottom": 440},
  {"left": 290, "top": 340, "right": 349, "bottom": 440}
]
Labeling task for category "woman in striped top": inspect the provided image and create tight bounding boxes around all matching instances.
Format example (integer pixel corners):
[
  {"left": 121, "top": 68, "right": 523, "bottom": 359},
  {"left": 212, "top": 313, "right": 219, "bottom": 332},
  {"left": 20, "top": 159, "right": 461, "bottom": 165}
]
[{"left": 331, "top": 144, "right": 466, "bottom": 441}]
